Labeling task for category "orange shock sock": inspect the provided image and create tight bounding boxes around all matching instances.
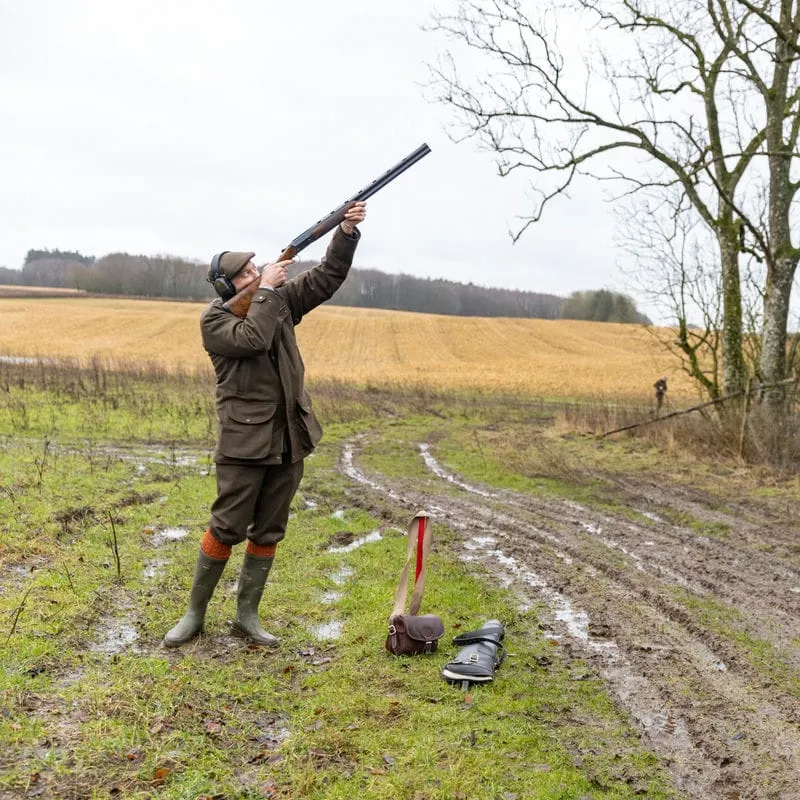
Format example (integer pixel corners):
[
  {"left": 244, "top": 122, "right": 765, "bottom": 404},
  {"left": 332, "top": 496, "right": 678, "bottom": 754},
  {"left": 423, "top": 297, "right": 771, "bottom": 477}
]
[
  {"left": 245, "top": 541, "right": 277, "bottom": 559},
  {"left": 200, "top": 529, "right": 232, "bottom": 561}
]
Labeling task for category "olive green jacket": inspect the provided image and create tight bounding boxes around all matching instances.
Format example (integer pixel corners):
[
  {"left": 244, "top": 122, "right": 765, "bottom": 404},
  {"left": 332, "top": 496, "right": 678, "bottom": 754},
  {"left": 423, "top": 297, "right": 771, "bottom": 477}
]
[{"left": 201, "top": 227, "right": 360, "bottom": 464}]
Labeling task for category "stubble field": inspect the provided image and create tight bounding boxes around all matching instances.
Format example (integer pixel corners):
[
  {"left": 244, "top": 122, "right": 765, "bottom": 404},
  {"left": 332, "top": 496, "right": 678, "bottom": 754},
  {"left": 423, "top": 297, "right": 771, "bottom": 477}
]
[{"left": 0, "top": 296, "right": 698, "bottom": 400}]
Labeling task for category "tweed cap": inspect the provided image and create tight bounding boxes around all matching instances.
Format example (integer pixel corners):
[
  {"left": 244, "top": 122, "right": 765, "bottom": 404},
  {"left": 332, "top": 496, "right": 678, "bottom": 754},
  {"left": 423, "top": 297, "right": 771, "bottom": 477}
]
[{"left": 209, "top": 251, "right": 256, "bottom": 283}]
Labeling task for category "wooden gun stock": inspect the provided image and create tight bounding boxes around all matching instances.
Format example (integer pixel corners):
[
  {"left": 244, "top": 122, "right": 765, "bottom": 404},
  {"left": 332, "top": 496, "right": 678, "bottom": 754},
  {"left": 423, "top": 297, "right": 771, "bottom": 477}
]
[
  {"left": 222, "top": 144, "right": 431, "bottom": 319},
  {"left": 224, "top": 278, "right": 263, "bottom": 319}
]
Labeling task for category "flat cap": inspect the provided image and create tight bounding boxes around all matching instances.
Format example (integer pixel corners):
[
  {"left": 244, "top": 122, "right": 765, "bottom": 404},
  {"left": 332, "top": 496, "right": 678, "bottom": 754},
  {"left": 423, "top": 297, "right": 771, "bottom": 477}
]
[{"left": 210, "top": 251, "right": 255, "bottom": 282}]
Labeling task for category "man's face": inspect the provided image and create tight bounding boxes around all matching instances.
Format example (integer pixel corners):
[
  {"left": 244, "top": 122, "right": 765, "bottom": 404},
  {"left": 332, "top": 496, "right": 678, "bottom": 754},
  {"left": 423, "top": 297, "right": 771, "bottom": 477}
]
[{"left": 231, "top": 261, "right": 258, "bottom": 292}]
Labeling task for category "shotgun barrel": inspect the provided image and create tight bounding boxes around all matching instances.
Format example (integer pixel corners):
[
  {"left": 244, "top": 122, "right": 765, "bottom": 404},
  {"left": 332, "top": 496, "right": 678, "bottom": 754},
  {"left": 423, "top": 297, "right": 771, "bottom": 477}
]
[
  {"left": 223, "top": 143, "right": 431, "bottom": 318},
  {"left": 277, "top": 142, "right": 432, "bottom": 261}
]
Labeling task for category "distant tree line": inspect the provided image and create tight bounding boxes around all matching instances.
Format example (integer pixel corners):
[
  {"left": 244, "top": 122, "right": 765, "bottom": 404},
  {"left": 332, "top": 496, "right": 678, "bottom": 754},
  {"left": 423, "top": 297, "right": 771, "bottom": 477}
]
[
  {"left": 0, "top": 248, "right": 650, "bottom": 323},
  {"left": 292, "top": 262, "right": 566, "bottom": 319},
  {"left": 559, "top": 290, "right": 650, "bottom": 324}
]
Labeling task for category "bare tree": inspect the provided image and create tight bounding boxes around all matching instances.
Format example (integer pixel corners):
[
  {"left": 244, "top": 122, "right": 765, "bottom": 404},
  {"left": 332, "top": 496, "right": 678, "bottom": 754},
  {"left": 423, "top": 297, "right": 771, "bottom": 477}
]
[
  {"left": 617, "top": 186, "right": 726, "bottom": 398},
  {"left": 427, "top": 0, "right": 800, "bottom": 409}
]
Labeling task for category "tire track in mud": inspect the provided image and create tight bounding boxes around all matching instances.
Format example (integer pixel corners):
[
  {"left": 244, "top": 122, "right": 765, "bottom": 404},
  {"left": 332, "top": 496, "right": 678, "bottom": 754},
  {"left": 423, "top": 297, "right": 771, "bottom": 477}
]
[
  {"left": 604, "top": 473, "right": 800, "bottom": 564},
  {"left": 415, "top": 446, "right": 800, "bottom": 680},
  {"left": 340, "top": 436, "right": 800, "bottom": 800},
  {"left": 418, "top": 446, "right": 800, "bottom": 656}
]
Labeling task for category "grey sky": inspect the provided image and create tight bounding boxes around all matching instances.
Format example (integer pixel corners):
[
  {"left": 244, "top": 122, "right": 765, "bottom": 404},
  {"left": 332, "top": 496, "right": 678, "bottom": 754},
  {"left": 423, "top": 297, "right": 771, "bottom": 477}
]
[{"left": 1, "top": 1, "right": 623, "bottom": 304}]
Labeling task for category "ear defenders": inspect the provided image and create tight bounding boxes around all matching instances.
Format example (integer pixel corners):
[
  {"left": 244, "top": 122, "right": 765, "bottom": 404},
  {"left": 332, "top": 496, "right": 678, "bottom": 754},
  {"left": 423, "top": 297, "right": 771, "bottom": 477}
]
[{"left": 208, "top": 251, "right": 236, "bottom": 301}]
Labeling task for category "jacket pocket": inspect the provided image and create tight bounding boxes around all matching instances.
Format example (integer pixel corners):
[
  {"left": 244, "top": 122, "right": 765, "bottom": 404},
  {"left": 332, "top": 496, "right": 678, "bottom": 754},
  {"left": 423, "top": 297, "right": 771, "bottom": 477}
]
[
  {"left": 218, "top": 401, "right": 278, "bottom": 460},
  {"left": 297, "top": 391, "right": 323, "bottom": 450}
]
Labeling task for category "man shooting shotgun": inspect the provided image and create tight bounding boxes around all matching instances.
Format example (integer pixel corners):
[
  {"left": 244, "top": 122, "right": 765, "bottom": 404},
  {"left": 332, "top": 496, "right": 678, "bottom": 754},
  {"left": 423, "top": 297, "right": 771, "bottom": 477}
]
[
  {"left": 164, "top": 144, "right": 430, "bottom": 648},
  {"left": 221, "top": 142, "right": 431, "bottom": 319}
]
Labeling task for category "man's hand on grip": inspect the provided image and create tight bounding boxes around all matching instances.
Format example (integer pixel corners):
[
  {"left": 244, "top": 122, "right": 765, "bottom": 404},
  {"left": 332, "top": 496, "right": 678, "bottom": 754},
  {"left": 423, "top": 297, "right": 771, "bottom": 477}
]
[{"left": 259, "top": 259, "right": 295, "bottom": 289}]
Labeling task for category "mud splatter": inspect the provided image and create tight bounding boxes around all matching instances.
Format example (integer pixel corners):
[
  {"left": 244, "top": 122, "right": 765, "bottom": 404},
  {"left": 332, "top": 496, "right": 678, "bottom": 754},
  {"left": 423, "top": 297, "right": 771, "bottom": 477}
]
[{"left": 327, "top": 529, "right": 382, "bottom": 554}]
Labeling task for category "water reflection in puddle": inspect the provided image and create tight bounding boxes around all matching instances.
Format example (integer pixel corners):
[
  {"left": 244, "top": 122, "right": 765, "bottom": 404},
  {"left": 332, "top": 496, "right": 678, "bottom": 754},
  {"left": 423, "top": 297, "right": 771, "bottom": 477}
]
[
  {"left": 341, "top": 445, "right": 405, "bottom": 503},
  {"left": 311, "top": 621, "right": 343, "bottom": 641},
  {"left": 90, "top": 620, "right": 139, "bottom": 654},
  {"left": 0, "top": 355, "right": 44, "bottom": 364},
  {"left": 145, "top": 526, "right": 189, "bottom": 546},
  {"left": 320, "top": 590, "right": 343, "bottom": 605},
  {"left": 330, "top": 566, "right": 354, "bottom": 586},
  {"left": 161, "top": 527, "right": 188, "bottom": 540}
]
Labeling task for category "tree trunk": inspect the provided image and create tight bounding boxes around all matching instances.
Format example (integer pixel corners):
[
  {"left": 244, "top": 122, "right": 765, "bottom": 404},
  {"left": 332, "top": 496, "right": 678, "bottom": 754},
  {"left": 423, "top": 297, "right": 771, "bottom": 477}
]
[
  {"left": 760, "top": 258, "right": 795, "bottom": 406},
  {"left": 760, "top": 27, "right": 798, "bottom": 410},
  {"left": 719, "top": 231, "right": 746, "bottom": 396}
]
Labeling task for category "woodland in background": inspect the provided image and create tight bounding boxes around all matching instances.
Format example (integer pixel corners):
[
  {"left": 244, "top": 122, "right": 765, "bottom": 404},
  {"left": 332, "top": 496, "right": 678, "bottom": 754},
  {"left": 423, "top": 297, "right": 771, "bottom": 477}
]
[{"left": 0, "top": 248, "right": 650, "bottom": 324}]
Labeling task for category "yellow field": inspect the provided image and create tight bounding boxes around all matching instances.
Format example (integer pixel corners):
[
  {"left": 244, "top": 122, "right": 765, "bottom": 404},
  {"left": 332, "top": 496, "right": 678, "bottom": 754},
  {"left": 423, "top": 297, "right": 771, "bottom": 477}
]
[
  {"left": 0, "top": 296, "right": 697, "bottom": 399},
  {"left": 0, "top": 284, "right": 84, "bottom": 298}
]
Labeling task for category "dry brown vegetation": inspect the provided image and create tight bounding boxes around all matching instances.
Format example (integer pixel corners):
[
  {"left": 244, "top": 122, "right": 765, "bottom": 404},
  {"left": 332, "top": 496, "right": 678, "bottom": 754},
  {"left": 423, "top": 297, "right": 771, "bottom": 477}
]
[{"left": 0, "top": 296, "right": 697, "bottom": 400}]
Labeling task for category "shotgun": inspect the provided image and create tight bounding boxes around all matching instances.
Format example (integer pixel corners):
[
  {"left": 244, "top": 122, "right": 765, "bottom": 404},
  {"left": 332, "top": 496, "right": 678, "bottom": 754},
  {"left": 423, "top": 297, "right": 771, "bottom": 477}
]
[{"left": 224, "top": 143, "right": 432, "bottom": 318}]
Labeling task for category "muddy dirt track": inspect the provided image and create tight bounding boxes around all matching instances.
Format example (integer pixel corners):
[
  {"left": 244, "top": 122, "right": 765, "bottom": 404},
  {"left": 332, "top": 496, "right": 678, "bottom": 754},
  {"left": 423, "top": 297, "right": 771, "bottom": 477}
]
[{"left": 339, "top": 435, "right": 800, "bottom": 800}]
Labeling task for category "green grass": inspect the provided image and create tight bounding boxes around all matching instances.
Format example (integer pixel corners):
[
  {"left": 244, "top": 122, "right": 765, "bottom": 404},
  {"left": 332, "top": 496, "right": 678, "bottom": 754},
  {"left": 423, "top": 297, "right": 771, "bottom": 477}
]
[{"left": 0, "top": 366, "right": 682, "bottom": 799}]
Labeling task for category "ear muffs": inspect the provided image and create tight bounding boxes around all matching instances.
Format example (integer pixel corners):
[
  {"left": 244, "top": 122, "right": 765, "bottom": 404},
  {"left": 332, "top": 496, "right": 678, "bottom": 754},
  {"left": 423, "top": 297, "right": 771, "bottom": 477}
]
[{"left": 209, "top": 251, "right": 236, "bottom": 300}]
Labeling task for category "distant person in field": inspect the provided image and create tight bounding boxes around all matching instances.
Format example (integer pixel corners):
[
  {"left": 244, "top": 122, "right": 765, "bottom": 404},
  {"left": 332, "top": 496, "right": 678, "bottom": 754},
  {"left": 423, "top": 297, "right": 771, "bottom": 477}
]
[
  {"left": 654, "top": 375, "right": 668, "bottom": 416},
  {"left": 163, "top": 202, "right": 367, "bottom": 648}
]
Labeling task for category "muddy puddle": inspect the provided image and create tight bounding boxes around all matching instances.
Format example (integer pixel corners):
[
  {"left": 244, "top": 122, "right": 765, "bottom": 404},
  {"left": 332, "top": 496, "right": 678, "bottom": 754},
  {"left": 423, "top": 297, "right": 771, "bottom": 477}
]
[
  {"left": 418, "top": 443, "right": 495, "bottom": 497},
  {"left": 330, "top": 565, "right": 354, "bottom": 586},
  {"left": 0, "top": 355, "right": 50, "bottom": 364},
  {"left": 143, "top": 558, "right": 167, "bottom": 581},
  {"left": 144, "top": 525, "right": 189, "bottom": 547},
  {"left": 36, "top": 439, "right": 212, "bottom": 471},
  {"left": 326, "top": 529, "right": 382, "bottom": 554},
  {"left": 89, "top": 616, "right": 140, "bottom": 654},
  {"left": 310, "top": 620, "right": 343, "bottom": 641}
]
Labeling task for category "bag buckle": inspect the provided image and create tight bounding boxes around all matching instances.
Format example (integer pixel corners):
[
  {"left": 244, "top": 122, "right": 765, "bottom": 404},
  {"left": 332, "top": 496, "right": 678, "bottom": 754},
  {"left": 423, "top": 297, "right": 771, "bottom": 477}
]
[{"left": 388, "top": 624, "right": 397, "bottom": 635}]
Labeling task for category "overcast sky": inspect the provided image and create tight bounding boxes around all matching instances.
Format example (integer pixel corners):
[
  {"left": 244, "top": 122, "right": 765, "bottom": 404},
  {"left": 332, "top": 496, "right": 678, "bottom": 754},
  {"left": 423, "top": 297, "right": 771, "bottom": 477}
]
[{"left": 1, "top": 1, "right": 634, "bottom": 308}]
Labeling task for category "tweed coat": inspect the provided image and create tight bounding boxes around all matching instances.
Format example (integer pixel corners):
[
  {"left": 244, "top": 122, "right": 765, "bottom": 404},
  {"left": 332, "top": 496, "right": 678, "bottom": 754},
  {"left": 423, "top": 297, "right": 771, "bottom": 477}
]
[{"left": 200, "top": 227, "right": 360, "bottom": 464}]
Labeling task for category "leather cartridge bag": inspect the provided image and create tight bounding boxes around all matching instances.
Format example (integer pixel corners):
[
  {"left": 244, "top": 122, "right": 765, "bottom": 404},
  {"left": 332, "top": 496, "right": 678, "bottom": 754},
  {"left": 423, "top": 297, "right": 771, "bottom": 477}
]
[{"left": 385, "top": 512, "right": 445, "bottom": 656}]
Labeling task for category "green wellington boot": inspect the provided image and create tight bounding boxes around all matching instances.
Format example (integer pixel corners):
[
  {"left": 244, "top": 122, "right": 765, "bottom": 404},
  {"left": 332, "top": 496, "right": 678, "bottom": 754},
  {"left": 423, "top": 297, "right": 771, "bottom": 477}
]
[
  {"left": 231, "top": 553, "right": 279, "bottom": 647},
  {"left": 163, "top": 552, "right": 228, "bottom": 647}
]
